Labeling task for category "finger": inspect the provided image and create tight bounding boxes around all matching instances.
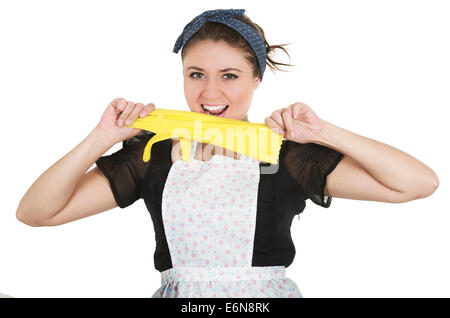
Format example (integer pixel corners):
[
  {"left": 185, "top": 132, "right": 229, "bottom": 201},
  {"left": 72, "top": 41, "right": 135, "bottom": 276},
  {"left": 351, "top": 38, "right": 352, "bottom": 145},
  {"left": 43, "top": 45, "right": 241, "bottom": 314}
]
[
  {"left": 140, "top": 103, "right": 155, "bottom": 117},
  {"left": 124, "top": 103, "right": 145, "bottom": 126},
  {"left": 292, "top": 102, "right": 309, "bottom": 120},
  {"left": 110, "top": 98, "right": 126, "bottom": 114},
  {"left": 282, "top": 106, "right": 295, "bottom": 138},
  {"left": 270, "top": 109, "right": 286, "bottom": 131},
  {"left": 117, "top": 101, "right": 135, "bottom": 126},
  {"left": 264, "top": 117, "right": 285, "bottom": 135}
]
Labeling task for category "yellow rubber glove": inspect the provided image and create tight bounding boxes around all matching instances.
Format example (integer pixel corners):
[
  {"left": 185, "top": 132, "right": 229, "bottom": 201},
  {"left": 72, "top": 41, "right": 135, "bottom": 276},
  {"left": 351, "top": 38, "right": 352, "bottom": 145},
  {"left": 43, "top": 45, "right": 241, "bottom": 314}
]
[{"left": 128, "top": 108, "right": 284, "bottom": 164}]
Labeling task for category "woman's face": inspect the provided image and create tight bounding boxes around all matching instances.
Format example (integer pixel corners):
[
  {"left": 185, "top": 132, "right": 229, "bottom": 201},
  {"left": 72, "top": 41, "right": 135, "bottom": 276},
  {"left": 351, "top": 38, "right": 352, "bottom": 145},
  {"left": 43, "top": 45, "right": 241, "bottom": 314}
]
[{"left": 182, "top": 40, "right": 260, "bottom": 122}]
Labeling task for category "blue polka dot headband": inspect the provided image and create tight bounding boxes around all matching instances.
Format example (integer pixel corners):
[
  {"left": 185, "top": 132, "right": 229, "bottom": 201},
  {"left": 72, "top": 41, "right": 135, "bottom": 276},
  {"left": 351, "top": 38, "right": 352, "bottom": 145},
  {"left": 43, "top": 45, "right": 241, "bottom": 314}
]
[{"left": 173, "top": 9, "right": 267, "bottom": 81}]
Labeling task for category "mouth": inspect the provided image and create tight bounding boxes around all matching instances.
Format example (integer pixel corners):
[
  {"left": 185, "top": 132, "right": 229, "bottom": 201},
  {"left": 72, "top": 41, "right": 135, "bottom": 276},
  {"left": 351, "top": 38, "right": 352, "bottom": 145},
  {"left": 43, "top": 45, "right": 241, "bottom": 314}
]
[{"left": 201, "top": 104, "right": 229, "bottom": 118}]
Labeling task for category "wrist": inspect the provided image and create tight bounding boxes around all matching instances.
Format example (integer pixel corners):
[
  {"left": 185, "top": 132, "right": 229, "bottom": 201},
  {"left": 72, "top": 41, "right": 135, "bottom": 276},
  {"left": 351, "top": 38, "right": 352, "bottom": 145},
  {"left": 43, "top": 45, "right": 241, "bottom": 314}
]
[
  {"left": 91, "top": 126, "right": 118, "bottom": 149},
  {"left": 315, "top": 120, "right": 338, "bottom": 148}
]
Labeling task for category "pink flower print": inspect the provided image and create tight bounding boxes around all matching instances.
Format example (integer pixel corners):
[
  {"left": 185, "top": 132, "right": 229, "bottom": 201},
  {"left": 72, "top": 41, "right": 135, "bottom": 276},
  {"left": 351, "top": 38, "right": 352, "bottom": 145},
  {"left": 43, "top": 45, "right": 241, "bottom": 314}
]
[
  {"left": 200, "top": 191, "right": 205, "bottom": 195},
  {"left": 226, "top": 250, "right": 231, "bottom": 255},
  {"left": 245, "top": 184, "right": 250, "bottom": 187},
  {"left": 226, "top": 191, "right": 230, "bottom": 196},
  {"left": 185, "top": 245, "right": 189, "bottom": 251},
  {"left": 227, "top": 211, "right": 232, "bottom": 217},
  {"left": 181, "top": 260, "right": 185, "bottom": 265},
  {"left": 238, "top": 204, "right": 243, "bottom": 209},
  {"left": 172, "top": 214, "right": 176, "bottom": 219},
  {"left": 182, "top": 208, "right": 187, "bottom": 213},
  {"left": 233, "top": 220, "right": 238, "bottom": 226},
  {"left": 194, "top": 242, "right": 198, "bottom": 247},
  {"left": 206, "top": 218, "right": 211, "bottom": 224},
  {"left": 197, "top": 225, "right": 201, "bottom": 230},
  {"left": 176, "top": 198, "right": 181, "bottom": 203},
  {"left": 192, "top": 204, "right": 197, "bottom": 209},
  {"left": 230, "top": 233, "right": 235, "bottom": 238},
  {"left": 176, "top": 190, "right": 180, "bottom": 194},
  {"left": 224, "top": 226, "right": 229, "bottom": 231},
  {"left": 216, "top": 255, "right": 220, "bottom": 260},
  {"left": 191, "top": 253, "right": 196, "bottom": 258},
  {"left": 233, "top": 259, "right": 237, "bottom": 265},
  {"left": 190, "top": 192, "right": 194, "bottom": 197},
  {"left": 203, "top": 235, "right": 208, "bottom": 240},
  {"left": 205, "top": 260, "right": 209, "bottom": 265},
  {"left": 278, "top": 284, "right": 283, "bottom": 289},
  {"left": 213, "top": 294, "right": 216, "bottom": 298},
  {"left": 245, "top": 239, "right": 250, "bottom": 244},
  {"left": 197, "top": 213, "right": 202, "bottom": 218},
  {"left": 180, "top": 222, "right": 184, "bottom": 227},
  {"left": 241, "top": 253, "right": 246, "bottom": 258},
  {"left": 178, "top": 236, "right": 183, "bottom": 242},
  {"left": 221, "top": 202, "right": 226, "bottom": 207},
  {"left": 241, "top": 288, "right": 246, "bottom": 294},
  {"left": 240, "top": 194, "right": 244, "bottom": 198},
  {"left": 218, "top": 216, "right": 223, "bottom": 221},
  {"left": 231, "top": 198, "right": 236, "bottom": 203},
  {"left": 171, "top": 226, "right": 175, "bottom": 231},
  {"left": 201, "top": 250, "right": 205, "bottom": 255},
  {"left": 245, "top": 214, "right": 249, "bottom": 220},
  {"left": 288, "top": 293, "right": 294, "bottom": 298},
  {"left": 167, "top": 202, "right": 170, "bottom": 207},
  {"left": 202, "top": 199, "right": 207, "bottom": 204},
  {"left": 214, "top": 196, "right": 219, "bottom": 201},
  {"left": 218, "top": 240, "right": 223, "bottom": 245},
  {"left": 177, "top": 250, "right": 181, "bottom": 255},
  {"left": 188, "top": 217, "right": 193, "bottom": 223},
  {"left": 219, "top": 185, "right": 224, "bottom": 190},
  {"left": 260, "top": 288, "right": 265, "bottom": 294},
  {"left": 208, "top": 244, "right": 212, "bottom": 249},
  {"left": 235, "top": 245, "right": 240, "bottom": 250}
]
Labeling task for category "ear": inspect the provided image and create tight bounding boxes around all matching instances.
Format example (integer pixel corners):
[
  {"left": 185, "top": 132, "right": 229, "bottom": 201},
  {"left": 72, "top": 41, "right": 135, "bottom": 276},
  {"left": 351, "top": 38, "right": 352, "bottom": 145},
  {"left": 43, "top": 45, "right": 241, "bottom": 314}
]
[{"left": 254, "top": 77, "right": 261, "bottom": 89}]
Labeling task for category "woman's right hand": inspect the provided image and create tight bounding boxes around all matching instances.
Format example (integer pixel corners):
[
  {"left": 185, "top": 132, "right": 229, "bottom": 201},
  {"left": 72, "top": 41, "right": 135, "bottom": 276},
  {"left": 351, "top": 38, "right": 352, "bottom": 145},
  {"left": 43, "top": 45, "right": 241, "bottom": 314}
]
[{"left": 95, "top": 97, "right": 155, "bottom": 144}]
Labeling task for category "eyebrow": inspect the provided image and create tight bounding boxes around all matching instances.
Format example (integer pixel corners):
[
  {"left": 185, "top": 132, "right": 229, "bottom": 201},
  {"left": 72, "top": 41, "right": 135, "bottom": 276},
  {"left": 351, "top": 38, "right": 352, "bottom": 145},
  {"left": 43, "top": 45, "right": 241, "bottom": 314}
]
[{"left": 187, "top": 66, "right": 242, "bottom": 72}]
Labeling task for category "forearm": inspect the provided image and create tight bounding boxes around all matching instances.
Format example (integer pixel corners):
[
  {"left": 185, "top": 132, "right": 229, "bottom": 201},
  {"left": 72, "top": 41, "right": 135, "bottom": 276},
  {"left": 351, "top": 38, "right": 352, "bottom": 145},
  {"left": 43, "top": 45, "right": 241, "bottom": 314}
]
[
  {"left": 316, "top": 120, "right": 439, "bottom": 197},
  {"left": 16, "top": 126, "right": 116, "bottom": 221}
]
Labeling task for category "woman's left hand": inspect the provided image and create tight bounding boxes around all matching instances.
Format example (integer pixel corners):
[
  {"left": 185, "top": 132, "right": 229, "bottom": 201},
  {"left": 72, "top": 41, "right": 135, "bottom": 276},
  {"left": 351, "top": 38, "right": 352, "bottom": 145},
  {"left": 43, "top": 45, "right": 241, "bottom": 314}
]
[{"left": 265, "top": 102, "right": 327, "bottom": 144}]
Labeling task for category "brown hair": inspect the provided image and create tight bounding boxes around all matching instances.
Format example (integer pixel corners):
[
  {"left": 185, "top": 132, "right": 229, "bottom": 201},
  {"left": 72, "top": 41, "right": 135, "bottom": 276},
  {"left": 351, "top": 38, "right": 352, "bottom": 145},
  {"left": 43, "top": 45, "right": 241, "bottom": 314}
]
[{"left": 180, "top": 13, "right": 295, "bottom": 80}]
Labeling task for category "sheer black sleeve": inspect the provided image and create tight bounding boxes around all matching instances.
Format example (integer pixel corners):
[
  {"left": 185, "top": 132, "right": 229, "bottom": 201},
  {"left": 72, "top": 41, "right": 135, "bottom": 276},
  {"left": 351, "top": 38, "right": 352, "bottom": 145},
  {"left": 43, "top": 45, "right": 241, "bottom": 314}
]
[
  {"left": 95, "top": 131, "right": 155, "bottom": 208},
  {"left": 283, "top": 140, "right": 344, "bottom": 208}
]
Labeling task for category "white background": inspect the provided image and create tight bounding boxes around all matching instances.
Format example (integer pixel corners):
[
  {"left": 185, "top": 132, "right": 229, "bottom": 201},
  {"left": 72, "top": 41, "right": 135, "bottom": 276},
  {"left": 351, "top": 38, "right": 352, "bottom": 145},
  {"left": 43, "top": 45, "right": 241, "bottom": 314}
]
[{"left": 0, "top": 0, "right": 448, "bottom": 297}]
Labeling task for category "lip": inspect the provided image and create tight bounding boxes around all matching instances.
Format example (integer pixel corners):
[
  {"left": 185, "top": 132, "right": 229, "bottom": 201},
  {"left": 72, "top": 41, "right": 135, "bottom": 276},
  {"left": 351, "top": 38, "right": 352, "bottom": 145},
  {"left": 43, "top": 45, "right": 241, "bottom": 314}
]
[{"left": 201, "top": 104, "right": 229, "bottom": 117}]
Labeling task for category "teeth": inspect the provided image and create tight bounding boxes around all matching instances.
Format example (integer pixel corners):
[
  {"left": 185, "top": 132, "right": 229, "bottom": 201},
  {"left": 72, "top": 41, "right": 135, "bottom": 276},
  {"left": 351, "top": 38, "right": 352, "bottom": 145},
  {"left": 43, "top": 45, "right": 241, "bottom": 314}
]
[{"left": 202, "top": 104, "right": 228, "bottom": 111}]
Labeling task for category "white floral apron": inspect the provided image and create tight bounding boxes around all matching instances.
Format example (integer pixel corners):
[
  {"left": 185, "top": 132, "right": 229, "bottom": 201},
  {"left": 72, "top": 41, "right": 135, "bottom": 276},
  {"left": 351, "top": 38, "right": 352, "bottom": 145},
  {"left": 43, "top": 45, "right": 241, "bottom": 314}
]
[{"left": 152, "top": 140, "right": 303, "bottom": 298}]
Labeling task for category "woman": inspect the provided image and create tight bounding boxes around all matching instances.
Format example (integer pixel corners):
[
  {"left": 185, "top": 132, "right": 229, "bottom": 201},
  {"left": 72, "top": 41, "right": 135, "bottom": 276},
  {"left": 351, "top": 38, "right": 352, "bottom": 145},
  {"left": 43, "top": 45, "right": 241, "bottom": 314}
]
[{"left": 16, "top": 9, "right": 439, "bottom": 298}]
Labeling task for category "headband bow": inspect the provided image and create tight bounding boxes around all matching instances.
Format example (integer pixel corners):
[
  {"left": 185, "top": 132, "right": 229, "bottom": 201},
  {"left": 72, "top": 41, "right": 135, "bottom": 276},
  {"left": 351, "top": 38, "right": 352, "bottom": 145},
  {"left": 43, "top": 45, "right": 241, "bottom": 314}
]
[{"left": 173, "top": 9, "right": 267, "bottom": 81}]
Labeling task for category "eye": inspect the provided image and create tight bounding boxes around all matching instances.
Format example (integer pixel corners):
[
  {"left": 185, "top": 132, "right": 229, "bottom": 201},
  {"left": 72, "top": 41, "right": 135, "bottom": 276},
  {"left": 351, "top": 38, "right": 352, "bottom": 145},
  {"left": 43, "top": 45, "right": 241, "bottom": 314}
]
[
  {"left": 189, "top": 72, "right": 203, "bottom": 79},
  {"left": 223, "top": 73, "right": 238, "bottom": 80}
]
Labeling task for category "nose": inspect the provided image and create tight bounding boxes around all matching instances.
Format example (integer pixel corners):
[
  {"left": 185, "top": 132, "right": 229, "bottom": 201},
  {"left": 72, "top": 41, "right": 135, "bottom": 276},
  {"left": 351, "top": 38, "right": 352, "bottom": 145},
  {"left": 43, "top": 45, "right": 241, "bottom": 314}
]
[{"left": 202, "top": 78, "right": 224, "bottom": 99}]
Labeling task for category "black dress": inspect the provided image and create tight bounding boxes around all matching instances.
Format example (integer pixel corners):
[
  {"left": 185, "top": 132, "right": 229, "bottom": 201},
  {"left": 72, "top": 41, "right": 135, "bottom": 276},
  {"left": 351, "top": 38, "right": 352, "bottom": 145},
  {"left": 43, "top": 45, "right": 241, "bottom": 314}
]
[{"left": 95, "top": 131, "right": 344, "bottom": 296}]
